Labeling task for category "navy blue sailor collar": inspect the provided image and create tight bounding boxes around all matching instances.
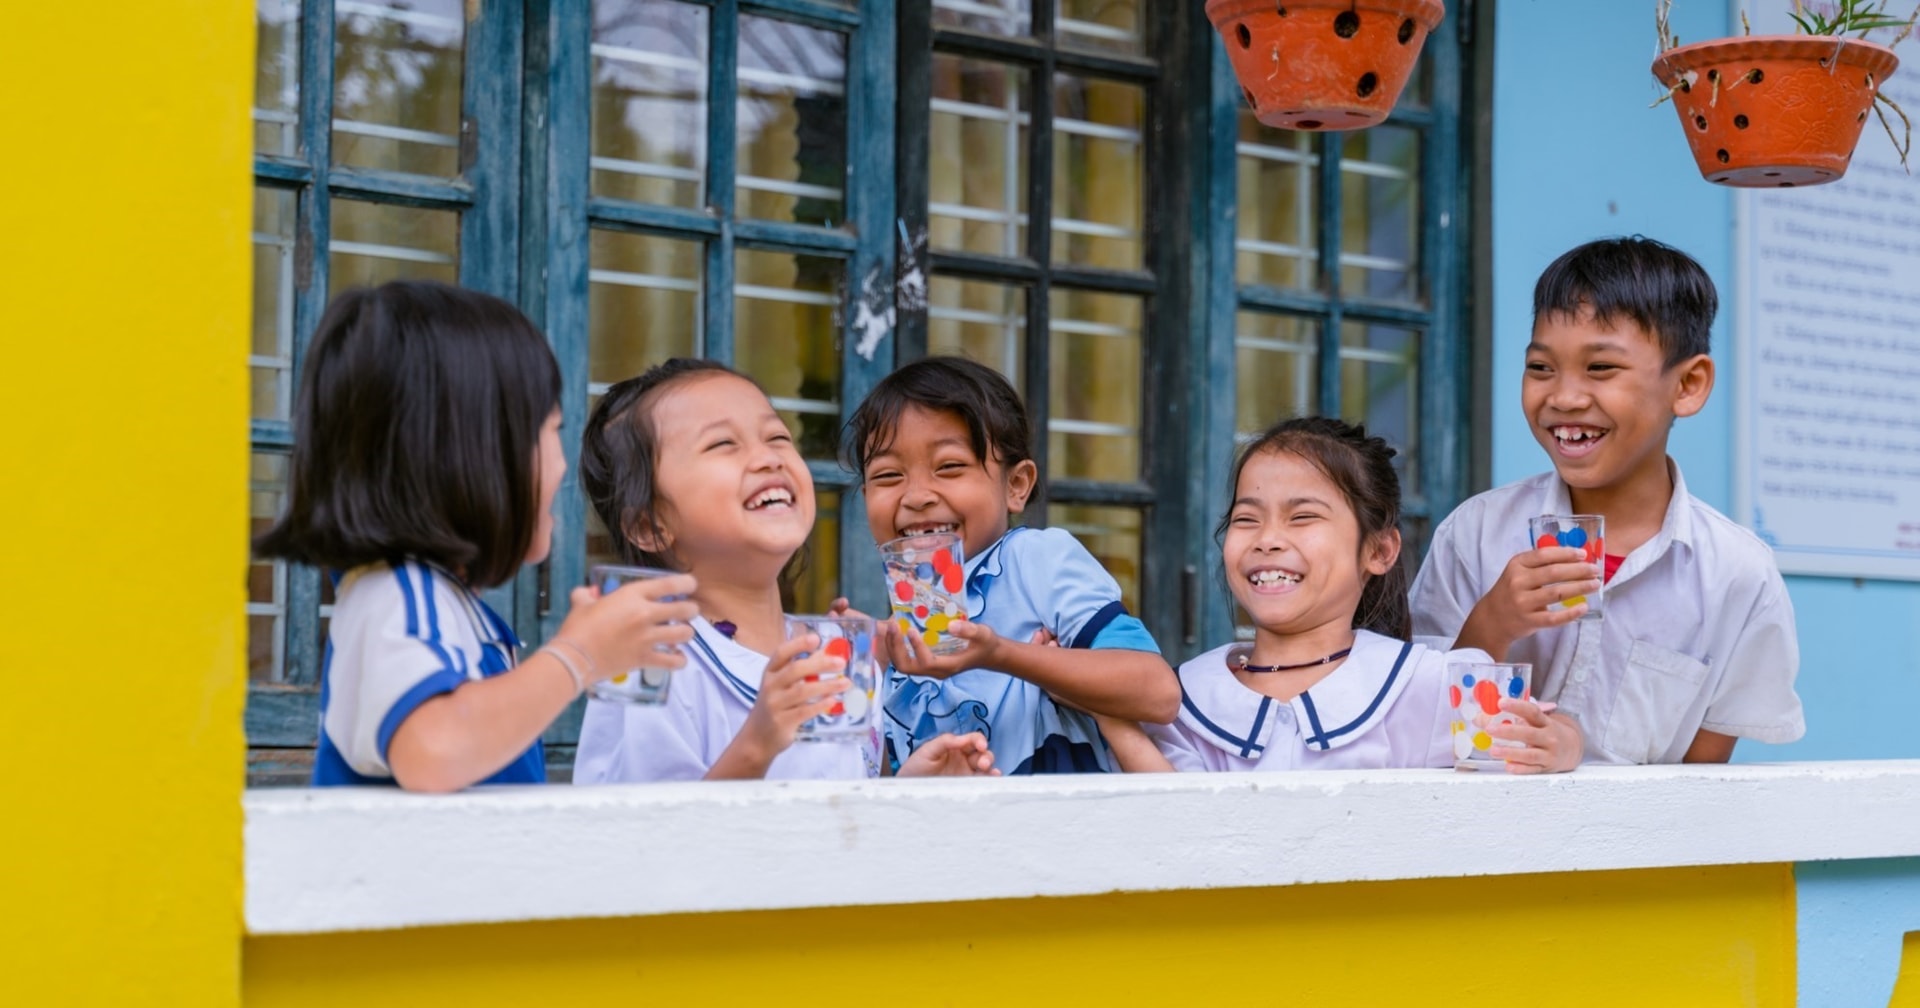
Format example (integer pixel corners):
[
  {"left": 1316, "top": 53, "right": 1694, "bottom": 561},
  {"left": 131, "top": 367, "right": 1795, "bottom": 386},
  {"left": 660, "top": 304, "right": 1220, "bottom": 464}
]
[
  {"left": 959, "top": 525, "right": 1032, "bottom": 616},
  {"left": 1174, "top": 630, "right": 1418, "bottom": 758}
]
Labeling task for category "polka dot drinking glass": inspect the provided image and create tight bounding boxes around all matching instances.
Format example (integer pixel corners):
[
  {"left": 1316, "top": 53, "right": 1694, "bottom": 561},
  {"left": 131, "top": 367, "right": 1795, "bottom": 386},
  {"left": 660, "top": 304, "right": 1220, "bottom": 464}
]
[
  {"left": 784, "top": 614, "right": 879, "bottom": 742},
  {"left": 878, "top": 531, "right": 968, "bottom": 656},
  {"left": 1447, "top": 661, "right": 1532, "bottom": 770},
  {"left": 586, "top": 564, "right": 684, "bottom": 705},
  {"left": 1529, "top": 514, "right": 1605, "bottom": 621}
]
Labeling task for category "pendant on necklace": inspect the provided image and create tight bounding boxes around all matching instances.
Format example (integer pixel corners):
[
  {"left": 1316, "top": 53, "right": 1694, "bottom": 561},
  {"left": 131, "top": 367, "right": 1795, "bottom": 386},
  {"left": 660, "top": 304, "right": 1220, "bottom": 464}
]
[{"left": 1236, "top": 647, "right": 1353, "bottom": 674}]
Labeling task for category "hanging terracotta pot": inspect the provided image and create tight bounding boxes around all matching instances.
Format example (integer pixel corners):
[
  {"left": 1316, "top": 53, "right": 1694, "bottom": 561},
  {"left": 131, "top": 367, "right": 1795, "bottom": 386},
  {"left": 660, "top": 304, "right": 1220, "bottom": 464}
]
[
  {"left": 1650, "top": 35, "right": 1900, "bottom": 187},
  {"left": 1206, "top": 0, "right": 1446, "bottom": 131}
]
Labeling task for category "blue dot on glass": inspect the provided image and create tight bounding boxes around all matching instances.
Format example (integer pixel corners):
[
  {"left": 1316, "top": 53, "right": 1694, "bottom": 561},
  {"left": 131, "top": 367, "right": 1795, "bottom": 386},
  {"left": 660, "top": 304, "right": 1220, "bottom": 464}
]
[
  {"left": 1559, "top": 527, "right": 1587, "bottom": 549},
  {"left": 1461, "top": 673, "right": 1476, "bottom": 688},
  {"left": 915, "top": 562, "right": 935, "bottom": 580},
  {"left": 1507, "top": 677, "right": 1525, "bottom": 698}
]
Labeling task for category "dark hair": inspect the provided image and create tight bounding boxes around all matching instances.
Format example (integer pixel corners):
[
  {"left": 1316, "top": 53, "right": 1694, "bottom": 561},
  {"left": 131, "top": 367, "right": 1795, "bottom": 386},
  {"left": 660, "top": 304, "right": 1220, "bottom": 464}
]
[
  {"left": 1532, "top": 235, "right": 1717, "bottom": 368},
  {"left": 844, "top": 356, "right": 1033, "bottom": 474},
  {"left": 579, "top": 358, "right": 740, "bottom": 571},
  {"left": 1218, "top": 416, "right": 1411, "bottom": 639},
  {"left": 253, "top": 281, "right": 561, "bottom": 589}
]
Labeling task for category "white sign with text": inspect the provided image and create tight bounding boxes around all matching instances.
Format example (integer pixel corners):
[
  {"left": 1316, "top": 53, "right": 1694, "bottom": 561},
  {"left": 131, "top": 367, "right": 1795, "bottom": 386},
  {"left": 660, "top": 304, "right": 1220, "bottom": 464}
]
[{"left": 1734, "top": 3, "right": 1920, "bottom": 580}]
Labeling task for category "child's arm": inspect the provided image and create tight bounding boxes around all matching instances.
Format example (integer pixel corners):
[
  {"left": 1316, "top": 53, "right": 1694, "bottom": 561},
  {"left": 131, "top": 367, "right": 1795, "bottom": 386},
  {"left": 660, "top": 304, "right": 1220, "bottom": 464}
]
[
  {"left": 1092, "top": 713, "right": 1176, "bottom": 773},
  {"left": 897, "top": 731, "right": 1000, "bottom": 776},
  {"left": 1454, "top": 546, "right": 1602, "bottom": 660},
  {"left": 389, "top": 578, "right": 698, "bottom": 793},
  {"left": 883, "top": 620, "right": 1180, "bottom": 723},
  {"left": 1681, "top": 729, "right": 1737, "bottom": 763},
  {"left": 703, "top": 634, "right": 850, "bottom": 781}
]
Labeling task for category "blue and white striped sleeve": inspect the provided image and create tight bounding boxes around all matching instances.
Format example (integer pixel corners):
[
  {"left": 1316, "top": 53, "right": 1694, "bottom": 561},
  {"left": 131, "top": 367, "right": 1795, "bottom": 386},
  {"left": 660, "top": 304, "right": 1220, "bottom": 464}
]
[
  {"left": 1010, "top": 527, "right": 1161, "bottom": 653},
  {"left": 323, "top": 563, "right": 483, "bottom": 779}
]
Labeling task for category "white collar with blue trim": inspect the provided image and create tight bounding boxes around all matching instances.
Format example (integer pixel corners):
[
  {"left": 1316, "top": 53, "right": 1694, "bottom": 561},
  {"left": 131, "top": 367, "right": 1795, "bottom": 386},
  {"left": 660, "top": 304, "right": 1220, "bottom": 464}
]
[
  {"left": 960, "top": 526, "right": 1030, "bottom": 614},
  {"left": 1174, "top": 630, "right": 1422, "bottom": 757}
]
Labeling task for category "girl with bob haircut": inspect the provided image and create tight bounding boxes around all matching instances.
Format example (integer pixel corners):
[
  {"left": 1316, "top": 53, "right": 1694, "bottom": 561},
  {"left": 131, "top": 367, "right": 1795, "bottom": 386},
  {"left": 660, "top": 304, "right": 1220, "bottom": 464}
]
[
  {"left": 1097, "top": 417, "right": 1567, "bottom": 773},
  {"left": 571, "top": 358, "right": 996, "bottom": 782},
  {"left": 255, "top": 281, "right": 697, "bottom": 792}
]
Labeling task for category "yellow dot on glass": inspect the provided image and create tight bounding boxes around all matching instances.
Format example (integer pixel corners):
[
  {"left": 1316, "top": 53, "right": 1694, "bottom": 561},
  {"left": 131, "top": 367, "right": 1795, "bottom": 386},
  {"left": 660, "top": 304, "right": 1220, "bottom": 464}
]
[
  {"left": 1472, "top": 731, "right": 1493, "bottom": 751},
  {"left": 925, "top": 613, "right": 950, "bottom": 633},
  {"left": 1450, "top": 721, "right": 1463, "bottom": 734},
  {"left": 1564, "top": 594, "right": 1588, "bottom": 608},
  {"left": 898, "top": 617, "right": 914, "bottom": 635},
  {"left": 923, "top": 629, "right": 941, "bottom": 647},
  {"left": 612, "top": 673, "right": 630, "bottom": 685}
]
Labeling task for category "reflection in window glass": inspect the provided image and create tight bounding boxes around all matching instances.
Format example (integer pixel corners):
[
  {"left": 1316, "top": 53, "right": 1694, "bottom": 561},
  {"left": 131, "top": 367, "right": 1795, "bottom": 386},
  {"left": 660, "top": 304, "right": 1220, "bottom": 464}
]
[
  {"left": 933, "top": 0, "right": 1032, "bottom": 36},
  {"left": 1234, "top": 312, "right": 1319, "bottom": 437},
  {"left": 735, "top": 249, "right": 842, "bottom": 460},
  {"left": 1050, "top": 504, "right": 1142, "bottom": 611},
  {"left": 588, "top": 229, "right": 702, "bottom": 396},
  {"left": 929, "top": 277, "right": 1026, "bottom": 394},
  {"left": 591, "top": 0, "right": 707, "bottom": 208},
  {"left": 1056, "top": 0, "right": 1141, "bottom": 55},
  {"left": 1340, "top": 126, "right": 1421, "bottom": 303},
  {"left": 249, "top": 453, "right": 288, "bottom": 684},
  {"left": 329, "top": 200, "right": 459, "bottom": 292},
  {"left": 1051, "top": 74, "right": 1142, "bottom": 269},
  {"left": 252, "top": 188, "right": 297, "bottom": 422},
  {"left": 736, "top": 17, "right": 847, "bottom": 227},
  {"left": 929, "top": 56, "right": 1028, "bottom": 258},
  {"left": 333, "top": 0, "right": 465, "bottom": 178},
  {"left": 1048, "top": 289, "right": 1140, "bottom": 482},
  {"left": 1340, "top": 322, "right": 1420, "bottom": 488},
  {"left": 1235, "top": 113, "right": 1319, "bottom": 290},
  {"left": 790, "top": 491, "right": 841, "bottom": 615},
  {"left": 255, "top": 0, "right": 300, "bottom": 157}
]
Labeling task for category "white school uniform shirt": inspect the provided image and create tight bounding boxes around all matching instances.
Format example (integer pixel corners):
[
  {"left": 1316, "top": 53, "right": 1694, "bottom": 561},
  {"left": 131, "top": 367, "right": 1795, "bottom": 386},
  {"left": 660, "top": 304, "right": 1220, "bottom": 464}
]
[
  {"left": 1145, "top": 631, "right": 1477, "bottom": 771},
  {"left": 1408, "top": 461, "right": 1805, "bottom": 765},
  {"left": 573, "top": 616, "right": 872, "bottom": 783}
]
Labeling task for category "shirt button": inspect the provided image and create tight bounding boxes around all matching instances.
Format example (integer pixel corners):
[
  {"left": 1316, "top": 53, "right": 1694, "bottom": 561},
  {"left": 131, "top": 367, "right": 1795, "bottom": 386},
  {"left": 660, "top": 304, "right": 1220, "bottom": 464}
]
[{"left": 1275, "top": 706, "right": 1294, "bottom": 725}]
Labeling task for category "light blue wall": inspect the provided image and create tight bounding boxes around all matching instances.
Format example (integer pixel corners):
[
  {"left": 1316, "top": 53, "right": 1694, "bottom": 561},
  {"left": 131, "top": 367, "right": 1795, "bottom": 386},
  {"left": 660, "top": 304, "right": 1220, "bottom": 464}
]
[{"left": 1491, "top": 3, "right": 1920, "bottom": 761}]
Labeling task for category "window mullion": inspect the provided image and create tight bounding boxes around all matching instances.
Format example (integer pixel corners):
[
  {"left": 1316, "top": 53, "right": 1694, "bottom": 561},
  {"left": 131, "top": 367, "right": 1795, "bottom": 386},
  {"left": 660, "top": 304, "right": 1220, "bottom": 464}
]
[
  {"left": 282, "top": 0, "right": 340, "bottom": 689},
  {"left": 1422, "top": 8, "right": 1469, "bottom": 521},
  {"left": 1316, "top": 133, "right": 1344, "bottom": 420},
  {"left": 893, "top": 0, "right": 933, "bottom": 363},
  {"left": 1023, "top": 44, "right": 1055, "bottom": 526},
  {"left": 703, "top": 1, "right": 740, "bottom": 362}
]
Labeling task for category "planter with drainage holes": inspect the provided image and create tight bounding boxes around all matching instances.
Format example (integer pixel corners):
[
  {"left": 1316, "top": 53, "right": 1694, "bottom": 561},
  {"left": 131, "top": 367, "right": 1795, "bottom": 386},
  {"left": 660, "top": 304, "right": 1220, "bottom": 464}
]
[
  {"left": 1206, "top": 0, "right": 1445, "bottom": 131},
  {"left": 1650, "top": 35, "right": 1900, "bottom": 187}
]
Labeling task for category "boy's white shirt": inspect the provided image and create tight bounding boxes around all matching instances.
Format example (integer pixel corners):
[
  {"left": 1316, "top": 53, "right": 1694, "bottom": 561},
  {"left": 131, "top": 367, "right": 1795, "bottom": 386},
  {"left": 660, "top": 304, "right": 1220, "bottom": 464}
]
[
  {"left": 572, "top": 616, "right": 871, "bottom": 783},
  {"left": 1409, "top": 460, "right": 1805, "bottom": 764},
  {"left": 1146, "top": 631, "right": 1483, "bottom": 771}
]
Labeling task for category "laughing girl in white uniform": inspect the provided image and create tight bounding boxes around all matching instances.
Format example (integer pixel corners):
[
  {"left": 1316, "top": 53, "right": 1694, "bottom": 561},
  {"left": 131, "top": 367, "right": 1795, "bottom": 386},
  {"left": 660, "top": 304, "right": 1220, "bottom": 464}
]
[{"left": 1099, "top": 417, "right": 1579, "bottom": 774}]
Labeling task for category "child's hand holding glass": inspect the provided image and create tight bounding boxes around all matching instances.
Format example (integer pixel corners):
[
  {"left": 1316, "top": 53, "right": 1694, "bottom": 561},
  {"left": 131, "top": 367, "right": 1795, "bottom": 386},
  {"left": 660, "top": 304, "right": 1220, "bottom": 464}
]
[
  {"left": 728, "top": 634, "right": 852, "bottom": 768},
  {"left": 1456, "top": 543, "right": 1601, "bottom": 659},
  {"left": 546, "top": 573, "right": 699, "bottom": 695}
]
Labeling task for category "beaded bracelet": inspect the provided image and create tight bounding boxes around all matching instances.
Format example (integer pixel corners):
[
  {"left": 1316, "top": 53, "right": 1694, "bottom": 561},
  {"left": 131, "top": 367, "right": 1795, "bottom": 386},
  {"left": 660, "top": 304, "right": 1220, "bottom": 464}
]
[{"left": 539, "top": 638, "right": 597, "bottom": 696}]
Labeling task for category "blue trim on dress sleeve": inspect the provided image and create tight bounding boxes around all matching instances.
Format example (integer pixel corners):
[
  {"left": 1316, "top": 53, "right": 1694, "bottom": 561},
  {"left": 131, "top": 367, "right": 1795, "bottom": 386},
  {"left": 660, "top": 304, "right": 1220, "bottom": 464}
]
[
  {"left": 1084, "top": 612, "right": 1162, "bottom": 653},
  {"left": 374, "top": 668, "right": 472, "bottom": 762},
  {"left": 1069, "top": 600, "right": 1127, "bottom": 649}
]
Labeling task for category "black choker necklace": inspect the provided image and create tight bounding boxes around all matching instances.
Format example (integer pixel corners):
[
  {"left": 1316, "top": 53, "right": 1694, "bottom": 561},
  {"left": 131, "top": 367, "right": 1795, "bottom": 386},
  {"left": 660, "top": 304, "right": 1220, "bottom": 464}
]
[{"left": 1236, "top": 647, "right": 1352, "bottom": 673}]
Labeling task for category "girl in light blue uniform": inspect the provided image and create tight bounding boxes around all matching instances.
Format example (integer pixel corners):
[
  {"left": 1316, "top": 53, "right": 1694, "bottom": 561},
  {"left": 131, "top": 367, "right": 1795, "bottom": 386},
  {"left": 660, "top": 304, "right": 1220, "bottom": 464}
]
[{"left": 847, "top": 357, "right": 1181, "bottom": 774}]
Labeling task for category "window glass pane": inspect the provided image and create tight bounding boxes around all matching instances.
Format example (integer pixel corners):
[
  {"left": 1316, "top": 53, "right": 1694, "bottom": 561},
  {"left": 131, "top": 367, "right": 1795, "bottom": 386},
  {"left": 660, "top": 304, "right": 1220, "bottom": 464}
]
[
  {"left": 1340, "top": 322, "right": 1420, "bottom": 489},
  {"left": 929, "top": 277, "right": 1026, "bottom": 394},
  {"left": 935, "top": 0, "right": 1032, "bottom": 36},
  {"left": 1049, "top": 504, "right": 1142, "bottom": 611},
  {"left": 790, "top": 491, "right": 841, "bottom": 614},
  {"left": 735, "top": 249, "right": 842, "bottom": 460},
  {"left": 1048, "top": 289, "right": 1140, "bottom": 482},
  {"left": 1340, "top": 125, "right": 1421, "bottom": 302},
  {"left": 589, "top": 229, "right": 702, "bottom": 395},
  {"left": 252, "top": 188, "right": 298, "bottom": 422},
  {"left": 1051, "top": 74, "right": 1143, "bottom": 269},
  {"left": 592, "top": 0, "right": 707, "bottom": 208},
  {"left": 1056, "top": 0, "right": 1141, "bottom": 55},
  {"left": 1235, "top": 312, "right": 1320, "bottom": 436},
  {"left": 736, "top": 17, "right": 847, "bottom": 227},
  {"left": 1402, "top": 46, "right": 1433, "bottom": 108},
  {"left": 1236, "top": 113, "right": 1319, "bottom": 290},
  {"left": 333, "top": 0, "right": 465, "bottom": 177},
  {"left": 256, "top": 0, "right": 300, "bottom": 157},
  {"left": 249, "top": 452, "right": 288, "bottom": 684},
  {"left": 328, "top": 199, "right": 459, "bottom": 292},
  {"left": 929, "top": 56, "right": 1028, "bottom": 258}
]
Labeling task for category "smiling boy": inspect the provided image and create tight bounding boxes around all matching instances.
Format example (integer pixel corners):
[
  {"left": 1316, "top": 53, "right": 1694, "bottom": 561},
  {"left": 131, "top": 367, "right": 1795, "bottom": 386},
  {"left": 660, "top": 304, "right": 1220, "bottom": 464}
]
[{"left": 1410, "top": 237, "right": 1804, "bottom": 764}]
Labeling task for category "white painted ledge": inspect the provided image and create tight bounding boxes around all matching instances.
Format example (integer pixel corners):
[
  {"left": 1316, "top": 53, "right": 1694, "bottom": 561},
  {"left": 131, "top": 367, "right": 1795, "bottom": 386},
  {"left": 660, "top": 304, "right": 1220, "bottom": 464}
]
[{"left": 245, "top": 760, "right": 1920, "bottom": 935}]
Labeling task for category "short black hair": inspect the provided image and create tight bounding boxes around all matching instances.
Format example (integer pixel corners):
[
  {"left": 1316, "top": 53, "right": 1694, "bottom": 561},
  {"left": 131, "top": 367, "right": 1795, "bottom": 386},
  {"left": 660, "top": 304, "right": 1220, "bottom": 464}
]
[
  {"left": 254, "top": 281, "right": 561, "bottom": 589},
  {"left": 1532, "top": 236, "right": 1717, "bottom": 368},
  {"left": 845, "top": 356, "right": 1033, "bottom": 475},
  {"left": 579, "top": 357, "right": 739, "bottom": 570}
]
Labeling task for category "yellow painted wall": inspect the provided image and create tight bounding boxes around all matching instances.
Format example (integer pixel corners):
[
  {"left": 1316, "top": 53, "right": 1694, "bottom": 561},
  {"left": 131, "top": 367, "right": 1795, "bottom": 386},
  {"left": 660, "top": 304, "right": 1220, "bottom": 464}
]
[
  {"left": 0, "top": 2, "right": 251, "bottom": 1005},
  {"left": 247, "top": 864, "right": 1794, "bottom": 1007},
  {"left": 1890, "top": 931, "right": 1920, "bottom": 1007}
]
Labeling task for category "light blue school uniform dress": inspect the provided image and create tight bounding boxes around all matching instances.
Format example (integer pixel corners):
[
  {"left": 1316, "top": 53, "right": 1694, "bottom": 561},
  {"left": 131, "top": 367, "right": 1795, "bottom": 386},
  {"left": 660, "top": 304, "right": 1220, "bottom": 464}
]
[
  {"left": 313, "top": 560, "right": 543, "bottom": 787},
  {"left": 881, "top": 526, "right": 1161, "bottom": 775}
]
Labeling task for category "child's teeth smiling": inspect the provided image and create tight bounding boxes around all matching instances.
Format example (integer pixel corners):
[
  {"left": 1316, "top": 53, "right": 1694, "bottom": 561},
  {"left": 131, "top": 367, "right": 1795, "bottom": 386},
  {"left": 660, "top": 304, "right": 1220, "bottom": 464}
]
[
  {"left": 746, "top": 488, "right": 794, "bottom": 510},
  {"left": 1551, "top": 425, "right": 1607, "bottom": 456},
  {"left": 902, "top": 522, "right": 957, "bottom": 536},
  {"left": 1248, "top": 568, "right": 1302, "bottom": 588}
]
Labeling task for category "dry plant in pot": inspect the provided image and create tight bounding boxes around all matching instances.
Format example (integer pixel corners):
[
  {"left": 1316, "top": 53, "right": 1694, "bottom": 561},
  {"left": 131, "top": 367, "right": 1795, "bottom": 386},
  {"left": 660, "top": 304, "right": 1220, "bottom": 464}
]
[{"left": 1651, "top": 0, "right": 1916, "bottom": 186}]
